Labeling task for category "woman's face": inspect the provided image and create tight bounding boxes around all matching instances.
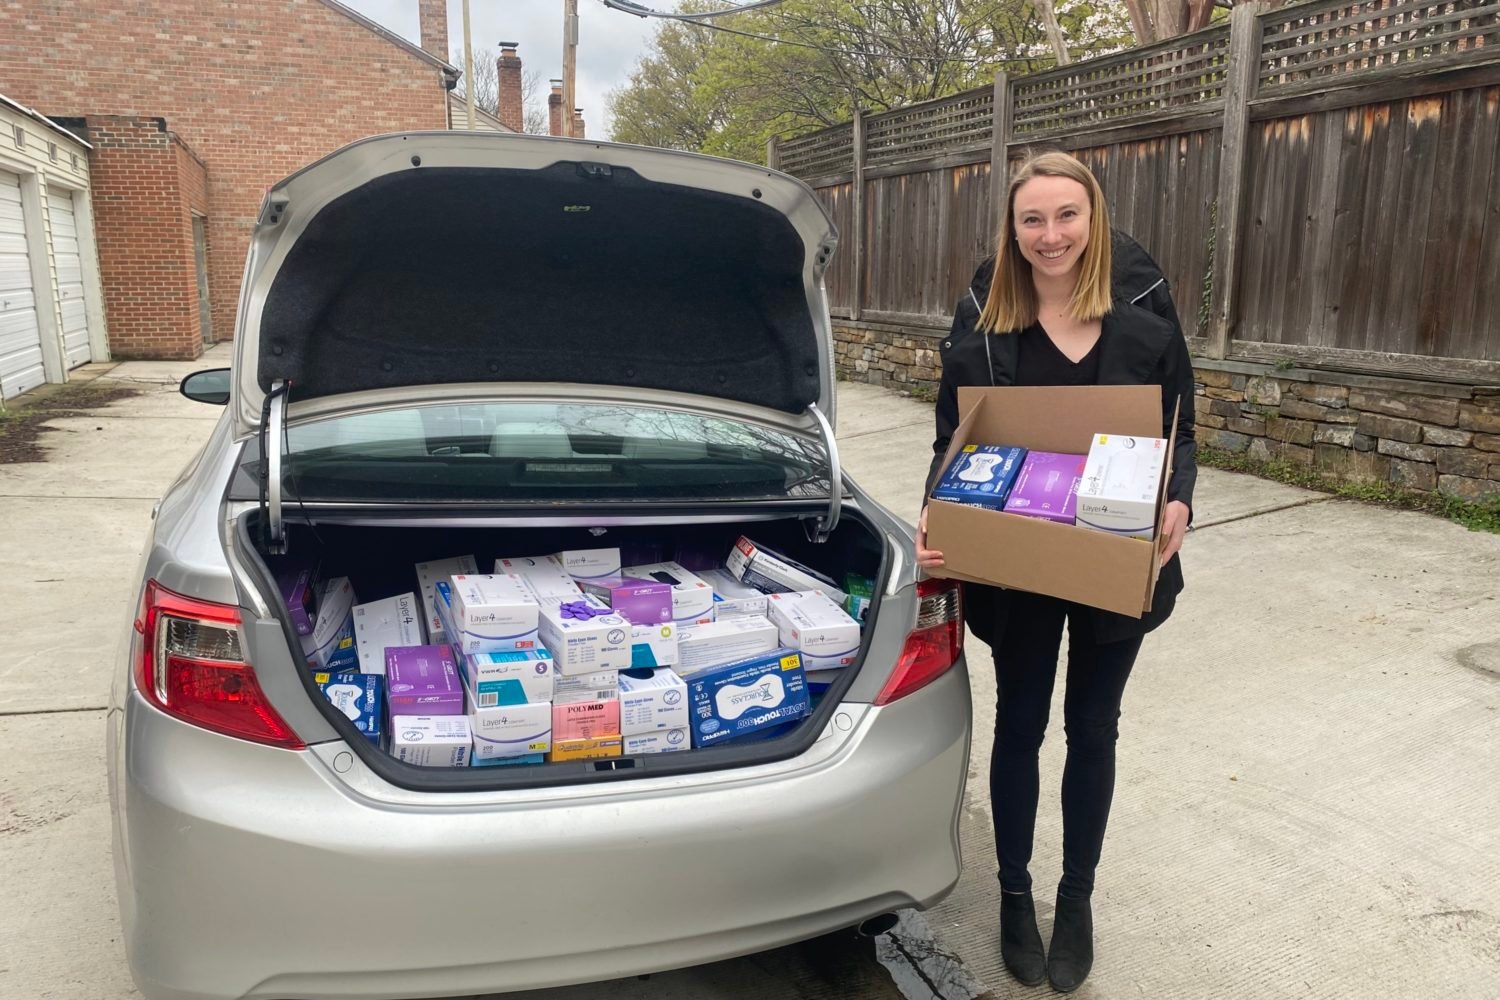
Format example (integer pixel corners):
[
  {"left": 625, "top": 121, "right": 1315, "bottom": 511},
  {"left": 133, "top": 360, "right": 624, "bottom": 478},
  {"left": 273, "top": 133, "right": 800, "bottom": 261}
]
[{"left": 1012, "top": 174, "right": 1092, "bottom": 280}]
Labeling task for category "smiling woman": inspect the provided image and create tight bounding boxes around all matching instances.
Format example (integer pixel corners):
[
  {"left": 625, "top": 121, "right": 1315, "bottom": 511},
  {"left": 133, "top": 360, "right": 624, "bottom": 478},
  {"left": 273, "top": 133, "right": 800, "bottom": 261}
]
[{"left": 914, "top": 150, "right": 1199, "bottom": 994}]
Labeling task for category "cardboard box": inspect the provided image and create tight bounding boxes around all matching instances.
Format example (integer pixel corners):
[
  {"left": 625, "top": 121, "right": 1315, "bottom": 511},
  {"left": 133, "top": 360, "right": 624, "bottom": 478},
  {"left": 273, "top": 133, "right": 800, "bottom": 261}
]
[
  {"left": 926, "top": 385, "right": 1176, "bottom": 617},
  {"left": 685, "top": 648, "right": 811, "bottom": 747},
  {"left": 549, "top": 735, "right": 623, "bottom": 763},
  {"left": 314, "top": 672, "right": 382, "bottom": 746},
  {"left": 552, "top": 699, "right": 621, "bottom": 742},
  {"left": 931, "top": 444, "right": 1027, "bottom": 509},
  {"left": 557, "top": 547, "right": 622, "bottom": 581},
  {"left": 1075, "top": 433, "right": 1169, "bottom": 540},
  {"left": 389, "top": 715, "right": 472, "bottom": 767},
  {"left": 621, "top": 561, "right": 715, "bottom": 625},
  {"left": 471, "top": 752, "right": 545, "bottom": 767},
  {"left": 300, "top": 576, "right": 359, "bottom": 672},
  {"left": 496, "top": 554, "right": 585, "bottom": 602},
  {"left": 1002, "top": 451, "right": 1086, "bottom": 524},
  {"left": 765, "top": 591, "right": 862, "bottom": 671},
  {"left": 352, "top": 592, "right": 425, "bottom": 675},
  {"left": 699, "top": 568, "right": 770, "bottom": 619},
  {"left": 629, "top": 622, "right": 679, "bottom": 669},
  {"left": 623, "top": 728, "right": 689, "bottom": 755},
  {"left": 277, "top": 562, "right": 319, "bottom": 636},
  {"left": 413, "top": 555, "right": 477, "bottom": 645},
  {"left": 676, "top": 616, "right": 781, "bottom": 675},
  {"left": 469, "top": 700, "right": 552, "bottom": 760},
  {"left": 537, "top": 595, "right": 634, "bottom": 675},
  {"left": 462, "top": 649, "right": 555, "bottom": 708},
  {"left": 617, "top": 667, "right": 690, "bottom": 735},
  {"left": 577, "top": 576, "right": 674, "bottom": 626},
  {"left": 385, "top": 645, "right": 465, "bottom": 715},
  {"left": 443, "top": 574, "right": 541, "bottom": 655},
  {"left": 725, "top": 536, "right": 846, "bottom": 605},
  {"left": 553, "top": 663, "right": 619, "bottom": 705}
]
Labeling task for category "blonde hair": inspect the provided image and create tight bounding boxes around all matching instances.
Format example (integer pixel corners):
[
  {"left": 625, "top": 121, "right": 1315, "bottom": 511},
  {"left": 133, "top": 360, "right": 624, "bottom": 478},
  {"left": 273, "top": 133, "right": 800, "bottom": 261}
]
[{"left": 978, "top": 151, "right": 1113, "bottom": 334}]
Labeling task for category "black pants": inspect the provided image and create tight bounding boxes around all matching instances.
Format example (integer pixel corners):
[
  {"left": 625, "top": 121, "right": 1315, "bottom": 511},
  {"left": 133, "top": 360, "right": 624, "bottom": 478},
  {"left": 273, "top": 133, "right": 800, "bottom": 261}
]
[{"left": 989, "top": 591, "right": 1144, "bottom": 899}]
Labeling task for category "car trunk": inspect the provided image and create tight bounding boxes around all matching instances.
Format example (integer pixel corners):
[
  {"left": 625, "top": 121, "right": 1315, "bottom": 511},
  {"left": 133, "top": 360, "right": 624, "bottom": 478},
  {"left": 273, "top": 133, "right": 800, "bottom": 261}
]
[{"left": 235, "top": 506, "right": 890, "bottom": 790}]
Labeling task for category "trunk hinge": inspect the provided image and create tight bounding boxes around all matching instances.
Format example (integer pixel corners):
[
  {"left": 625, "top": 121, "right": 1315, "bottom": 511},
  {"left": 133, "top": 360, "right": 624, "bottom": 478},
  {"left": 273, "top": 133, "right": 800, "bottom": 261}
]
[
  {"left": 805, "top": 402, "right": 841, "bottom": 544},
  {"left": 262, "top": 379, "right": 289, "bottom": 555}
]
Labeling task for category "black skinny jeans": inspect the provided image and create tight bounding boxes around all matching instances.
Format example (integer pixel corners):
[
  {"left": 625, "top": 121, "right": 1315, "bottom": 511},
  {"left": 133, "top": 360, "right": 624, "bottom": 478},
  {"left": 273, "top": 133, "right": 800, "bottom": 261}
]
[{"left": 989, "top": 591, "right": 1144, "bottom": 900}]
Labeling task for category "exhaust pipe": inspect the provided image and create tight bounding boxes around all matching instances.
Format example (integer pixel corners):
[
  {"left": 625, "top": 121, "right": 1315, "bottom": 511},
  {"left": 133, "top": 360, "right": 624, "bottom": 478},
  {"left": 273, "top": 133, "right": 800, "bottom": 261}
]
[{"left": 857, "top": 912, "right": 900, "bottom": 937}]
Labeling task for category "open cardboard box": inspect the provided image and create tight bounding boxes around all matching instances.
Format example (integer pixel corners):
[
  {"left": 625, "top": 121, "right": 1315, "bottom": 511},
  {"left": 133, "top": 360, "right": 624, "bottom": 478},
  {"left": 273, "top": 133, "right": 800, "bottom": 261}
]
[{"left": 925, "top": 385, "right": 1176, "bottom": 618}]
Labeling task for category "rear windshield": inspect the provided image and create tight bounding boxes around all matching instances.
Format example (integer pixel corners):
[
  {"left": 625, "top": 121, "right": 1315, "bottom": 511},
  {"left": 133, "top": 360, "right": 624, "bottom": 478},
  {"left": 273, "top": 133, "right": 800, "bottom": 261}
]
[{"left": 275, "top": 401, "right": 831, "bottom": 503}]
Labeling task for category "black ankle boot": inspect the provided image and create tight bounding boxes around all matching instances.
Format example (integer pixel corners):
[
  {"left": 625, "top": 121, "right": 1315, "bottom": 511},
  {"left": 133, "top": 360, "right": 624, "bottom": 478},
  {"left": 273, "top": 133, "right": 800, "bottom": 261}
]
[
  {"left": 1047, "top": 893, "right": 1094, "bottom": 993},
  {"left": 999, "top": 890, "right": 1047, "bottom": 986}
]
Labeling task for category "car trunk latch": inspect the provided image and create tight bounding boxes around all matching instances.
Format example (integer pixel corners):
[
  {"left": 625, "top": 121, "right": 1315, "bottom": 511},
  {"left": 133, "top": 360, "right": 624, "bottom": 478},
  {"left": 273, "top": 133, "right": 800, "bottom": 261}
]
[{"left": 805, "top": 402, "right": 841, "bottom": 544}]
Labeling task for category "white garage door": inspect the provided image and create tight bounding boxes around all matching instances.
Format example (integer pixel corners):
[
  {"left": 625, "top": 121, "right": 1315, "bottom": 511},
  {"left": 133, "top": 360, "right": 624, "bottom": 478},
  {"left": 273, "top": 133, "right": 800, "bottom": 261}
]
[
  {"left": 0, "top": 170, "right": 44, "bottom": 400},
  {"left": 47, "top": 187, "right": 92, "bottom": 369}
]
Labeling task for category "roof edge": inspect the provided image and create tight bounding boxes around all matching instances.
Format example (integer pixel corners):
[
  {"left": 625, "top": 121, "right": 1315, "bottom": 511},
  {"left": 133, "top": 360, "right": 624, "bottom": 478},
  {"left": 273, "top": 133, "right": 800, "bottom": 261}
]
[
  {"left": 316, "top": 0, "right": 460, "bottom": 75},
  {"left": 0, "top": 93, "right": 94, "bottom": 149}
]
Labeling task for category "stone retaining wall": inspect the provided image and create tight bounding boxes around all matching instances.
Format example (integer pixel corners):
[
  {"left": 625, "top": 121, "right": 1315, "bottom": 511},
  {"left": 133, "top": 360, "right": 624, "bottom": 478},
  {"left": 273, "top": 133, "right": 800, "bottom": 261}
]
[{"left": 833, "top": 319, "right": 1500, "bottom": 500}]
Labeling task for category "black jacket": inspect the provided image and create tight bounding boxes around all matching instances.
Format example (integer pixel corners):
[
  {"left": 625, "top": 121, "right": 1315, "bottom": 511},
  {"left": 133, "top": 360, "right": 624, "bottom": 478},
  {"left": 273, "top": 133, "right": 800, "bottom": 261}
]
[{"left": 925, "top": 231, "right": 1198, "bottom": 645}]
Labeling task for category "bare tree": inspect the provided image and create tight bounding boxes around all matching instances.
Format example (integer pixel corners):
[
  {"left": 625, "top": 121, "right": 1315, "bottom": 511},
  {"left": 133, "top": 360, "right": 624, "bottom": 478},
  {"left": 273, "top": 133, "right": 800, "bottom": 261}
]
[
  {"left": 452, "top": 46, "right": 499, "bottom": 113},
  {"left": 521, "top": 69, "right": 549, "bottom": 135}
]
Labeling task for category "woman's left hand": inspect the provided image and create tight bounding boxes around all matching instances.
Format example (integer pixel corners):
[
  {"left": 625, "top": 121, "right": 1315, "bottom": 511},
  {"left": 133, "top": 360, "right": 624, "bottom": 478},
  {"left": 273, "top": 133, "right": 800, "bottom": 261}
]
[{"left": 1159, "top": 500, "right": 1191, "bottom": 567}]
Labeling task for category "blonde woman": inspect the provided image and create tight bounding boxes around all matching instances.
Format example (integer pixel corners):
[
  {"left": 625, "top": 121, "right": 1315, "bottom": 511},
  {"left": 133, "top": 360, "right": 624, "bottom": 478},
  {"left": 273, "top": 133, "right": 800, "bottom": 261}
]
[{"left": 916, "top": 151, "right": 1196, "bottom": 992}]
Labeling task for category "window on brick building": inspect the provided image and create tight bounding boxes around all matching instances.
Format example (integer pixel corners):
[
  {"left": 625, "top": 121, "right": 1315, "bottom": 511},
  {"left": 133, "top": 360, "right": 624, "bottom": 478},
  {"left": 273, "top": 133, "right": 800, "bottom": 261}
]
[{"left": 11, "top": 125, "right": 21, "bottom": 149}]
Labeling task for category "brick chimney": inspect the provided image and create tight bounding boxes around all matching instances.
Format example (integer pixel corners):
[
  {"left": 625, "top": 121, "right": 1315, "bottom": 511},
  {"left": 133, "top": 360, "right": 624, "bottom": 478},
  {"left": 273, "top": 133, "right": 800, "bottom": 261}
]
[
  {"left": 417, "top": 0, "right": 447, "bottom": 60},
  {"left": 548, "top": 79, "right": 564, "bottom": 136},
  {"left": 573, "top": 108, "right": 586, "bottom": 139},
  {"left": 496, "top": 41, "right": 524, "bottom": 132}
]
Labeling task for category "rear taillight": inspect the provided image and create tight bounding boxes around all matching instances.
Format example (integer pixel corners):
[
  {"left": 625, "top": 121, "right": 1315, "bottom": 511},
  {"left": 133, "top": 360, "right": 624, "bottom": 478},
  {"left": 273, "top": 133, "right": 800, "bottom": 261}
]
[
  {"left": 133, "top": 580, "right": 305, "bottom": 750},
  {"left": 874, "top": 578, "right": 964, "bottom": 705}
]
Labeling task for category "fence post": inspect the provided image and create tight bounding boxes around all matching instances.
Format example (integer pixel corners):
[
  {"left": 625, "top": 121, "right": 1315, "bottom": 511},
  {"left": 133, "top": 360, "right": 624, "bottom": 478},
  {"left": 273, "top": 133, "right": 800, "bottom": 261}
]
[
  {"left": 1207, "top": 2, "right": 1262, "bottom": 360},
  {"left": 766, "top": 135, "right": 780, "bottom": 170},
  {"left": 989, "top": 71, "right": 1011, "bottom": 236},
  {"left": 850, "top": 109, "right": 865, "bottom": 322}
]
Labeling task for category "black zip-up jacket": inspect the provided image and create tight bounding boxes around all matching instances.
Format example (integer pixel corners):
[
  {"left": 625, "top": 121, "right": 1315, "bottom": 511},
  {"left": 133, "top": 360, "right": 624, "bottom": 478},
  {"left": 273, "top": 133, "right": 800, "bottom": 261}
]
[{"left": 925, "top": 230, "right": 1197, "bottom": 644}]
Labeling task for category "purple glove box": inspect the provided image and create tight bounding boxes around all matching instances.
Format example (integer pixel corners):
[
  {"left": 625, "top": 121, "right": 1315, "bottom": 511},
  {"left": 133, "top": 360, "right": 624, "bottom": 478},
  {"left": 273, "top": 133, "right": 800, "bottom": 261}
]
[
  {"left": 1001, "top": 451, "right": 1086, "bottom": 525},
  {"left": 385, "top": 645, "right": 465, "bottom": 715},
  {"left": 580, "top": 576, "right": 674, "bottom": 626}
]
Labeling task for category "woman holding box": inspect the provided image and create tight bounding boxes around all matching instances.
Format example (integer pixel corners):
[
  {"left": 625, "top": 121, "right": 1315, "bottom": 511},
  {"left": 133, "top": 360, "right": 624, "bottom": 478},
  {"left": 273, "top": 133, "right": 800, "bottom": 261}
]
[{"left": 915, "top": 150, "right": 1196, "bottom": 992}]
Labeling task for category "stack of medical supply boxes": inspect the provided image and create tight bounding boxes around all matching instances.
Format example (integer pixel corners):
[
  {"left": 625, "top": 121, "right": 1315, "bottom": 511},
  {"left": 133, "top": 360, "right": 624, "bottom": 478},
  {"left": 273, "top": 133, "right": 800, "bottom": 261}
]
[{"left": 291, "top": 534, "right": 868, "bottom": 768}]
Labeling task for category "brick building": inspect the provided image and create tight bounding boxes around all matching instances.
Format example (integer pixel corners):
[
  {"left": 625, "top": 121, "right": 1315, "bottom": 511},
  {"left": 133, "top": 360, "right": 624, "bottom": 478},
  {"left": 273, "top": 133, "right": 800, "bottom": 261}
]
[{"left": 0, "top": 0, "right": 479, "bottom": 360}]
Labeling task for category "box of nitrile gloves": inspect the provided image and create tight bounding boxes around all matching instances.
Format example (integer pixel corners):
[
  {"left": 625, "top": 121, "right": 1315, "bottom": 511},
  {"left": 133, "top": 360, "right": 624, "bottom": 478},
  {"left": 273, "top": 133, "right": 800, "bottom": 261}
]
[
  {"left": 462, "top": 649, "right": 555, "bottom": 708},
  {"left": 617, "top": 667, "right": 689, "bottom": 735},
  {"left": 537, "top": 594, "right": 633, "bottom": 675},
  {"left": 440, "top": 574, "right": 540, "bottom": 655},
  {"left": 385, "top": 645, "right": 464, "bottom": 715},
  {"left": 629, "top": 622, "right": 678, "bottom": 669},
  {"left": 931, "top": 444, "right": 1027, "bottom": 509},
  {"left": 765, "top": 591, "right": 862, "bottom": 672},
  {"left": 623, "top": 728, "right": 689, "bottom": 755},
  {"left": 277, "top": 562, "right": 319, "bottom": 636},
  {"left": 699, "top": 568, "right": 769, "bottom": 620},
  {"left": 552, "top": 663, "right": 618, "bottom": 706},
  {"left": 676, "top": 616, "right": 780, "bottom": 675},
  {"left": 300, "top": 576, "right": 358, "bottom": 672},
  {"left": 352, "top": 592, "right": 424, "bottom": 675},
  {"left": 557, "top": 547, "right": 621, "bottom": 582},
  {"left": 725, "top": 536, "right": 845, "bottom": 605},
  {"left": 414, "top": 555, "right": 477, "bottom": 645},
  {"left": 314, "top": 672, "right": 382, "bottom": 746},
  {"left": 620, "top": 561, "right": 715, "bottom": 626},
  {"left": 496, "top": 554, "right": 584, "bottom": 603},
  {"left": 469, "top": 700, "right": 551, "bottom": 761},
  {"left": 390, "top": 715, "right": 471, "bottom": 767},
  {"left": 577, "top": 576, "right": 674, "bottom": 626},
  {"left": 686, "top": 648, "right": 810, "bottom": 748}
]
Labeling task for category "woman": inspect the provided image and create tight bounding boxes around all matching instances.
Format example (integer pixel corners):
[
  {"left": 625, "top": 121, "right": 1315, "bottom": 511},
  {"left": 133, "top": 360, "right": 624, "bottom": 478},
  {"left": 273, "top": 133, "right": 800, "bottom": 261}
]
[{"left": 915, "top": 151, "right": 1197, "bottom": 993}]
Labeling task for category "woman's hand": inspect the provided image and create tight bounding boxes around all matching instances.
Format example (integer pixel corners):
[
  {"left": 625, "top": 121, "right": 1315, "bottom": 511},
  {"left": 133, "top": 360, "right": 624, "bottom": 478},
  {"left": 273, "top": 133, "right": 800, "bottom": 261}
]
[
  {"left": 916, "top": 505, "right": 946, "bottom": 570},
  {"left": 1159, "top": 500, "right": 1191, "bottom": 566}
]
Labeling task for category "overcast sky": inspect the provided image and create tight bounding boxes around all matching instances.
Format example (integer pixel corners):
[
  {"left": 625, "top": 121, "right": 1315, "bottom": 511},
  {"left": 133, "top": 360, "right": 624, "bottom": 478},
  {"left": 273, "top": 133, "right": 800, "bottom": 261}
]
[
  {"left": 343, "top": 0, "right": 663, "bottom": 137},
  {"left": 339, "top": 0, "right": 661, "bottom": 137}
]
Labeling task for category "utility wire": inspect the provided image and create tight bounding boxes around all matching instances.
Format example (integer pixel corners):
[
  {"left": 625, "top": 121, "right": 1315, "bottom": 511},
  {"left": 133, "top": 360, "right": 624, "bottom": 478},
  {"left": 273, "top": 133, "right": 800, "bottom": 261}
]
[
  {"left": 600, "top": 0, "right": 790, "bottom": 19},
  {"left": 599, "top": 0, "right": 995, "bottom": 63}
]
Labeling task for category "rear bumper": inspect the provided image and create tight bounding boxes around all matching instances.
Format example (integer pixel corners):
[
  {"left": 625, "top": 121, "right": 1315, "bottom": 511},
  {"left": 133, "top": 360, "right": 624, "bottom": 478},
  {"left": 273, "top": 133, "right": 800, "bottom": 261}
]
[{"left": 111, "top": 662, "right": 970, "bottom": 1000}]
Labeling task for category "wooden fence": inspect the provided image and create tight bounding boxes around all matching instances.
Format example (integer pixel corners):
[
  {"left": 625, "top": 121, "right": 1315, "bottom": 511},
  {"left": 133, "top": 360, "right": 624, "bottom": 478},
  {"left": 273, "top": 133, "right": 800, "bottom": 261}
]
[{"left": 770, "top": 0, "right": 1500, "bottom": 384}]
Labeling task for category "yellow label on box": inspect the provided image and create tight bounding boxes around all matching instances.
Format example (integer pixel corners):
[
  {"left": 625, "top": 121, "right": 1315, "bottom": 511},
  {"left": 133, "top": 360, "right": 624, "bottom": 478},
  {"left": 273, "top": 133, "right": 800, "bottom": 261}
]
[
  {"left": 962, "top": 444, "right": 977, "bottom": 452},
  {"left": 549, "top": 735, "right": 623, "bottom": 762},
  {"left": 780, "top": 652, "right": 802, "bottom": 671}
]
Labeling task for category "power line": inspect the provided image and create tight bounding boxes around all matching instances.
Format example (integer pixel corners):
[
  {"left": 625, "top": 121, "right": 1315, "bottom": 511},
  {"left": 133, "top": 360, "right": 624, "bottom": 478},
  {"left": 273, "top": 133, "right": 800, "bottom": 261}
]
[
  {"left": 598, "top": 0, "right": 995, "bottom": 63},
  {"left": 599, "top": 0, "right": 790, "bottom": 19}
]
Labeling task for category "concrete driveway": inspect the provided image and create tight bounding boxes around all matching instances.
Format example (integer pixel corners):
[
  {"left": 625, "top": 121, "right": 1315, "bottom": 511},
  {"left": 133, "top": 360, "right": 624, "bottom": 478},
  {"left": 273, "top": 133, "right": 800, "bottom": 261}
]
[{"left": 2, "top": 357, "right": 1497, "bottom": 999}]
